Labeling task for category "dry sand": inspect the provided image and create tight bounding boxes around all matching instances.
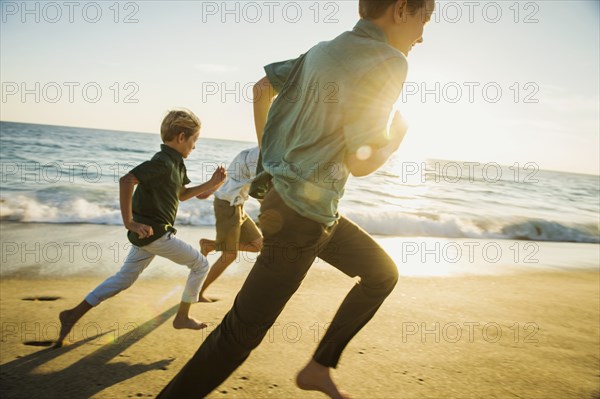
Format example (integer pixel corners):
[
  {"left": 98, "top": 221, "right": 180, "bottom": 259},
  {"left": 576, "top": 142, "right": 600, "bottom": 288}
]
[{"left": 0, "top": 224, "right": 599, "bottom": 398}]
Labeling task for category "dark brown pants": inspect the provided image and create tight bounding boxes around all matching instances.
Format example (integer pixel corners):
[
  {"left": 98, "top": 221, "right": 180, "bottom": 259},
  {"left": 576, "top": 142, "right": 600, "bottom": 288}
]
[{"left": 158, "top": 189, "right": 398, "bottom": 398}]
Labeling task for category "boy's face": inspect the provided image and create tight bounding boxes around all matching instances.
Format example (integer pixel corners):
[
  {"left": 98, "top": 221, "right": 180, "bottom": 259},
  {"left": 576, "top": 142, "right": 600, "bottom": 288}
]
[
  {"left": 179, "top": 130, "right": 200, "bottom": 159},
  {"left": 391, "top": 0, "right": 435, "bottom": 56}
]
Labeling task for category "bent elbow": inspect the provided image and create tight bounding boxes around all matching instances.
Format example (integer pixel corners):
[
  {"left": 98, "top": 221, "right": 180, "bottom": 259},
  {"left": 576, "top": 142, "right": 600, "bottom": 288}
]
[
  {"left": 119, "top": 173, "right": 136, "bottom": 186},
  {"left": 346, "top": 156, "right": 372, "bottom": 177},
  {"left": 253, "top": 76, "right": 272, "bottom": 100},
  {"left": 348, "top": 166, "right": 370, "bottom": 178}
]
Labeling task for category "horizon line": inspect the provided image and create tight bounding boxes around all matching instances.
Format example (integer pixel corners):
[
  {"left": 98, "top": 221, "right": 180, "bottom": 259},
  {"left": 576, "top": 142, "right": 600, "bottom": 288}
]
[
  {"left": 0, "top": 119, "right": 255, "bottom": 145},
  {"left": 1, "top": 119, "right": 598, "bottom": 178}
]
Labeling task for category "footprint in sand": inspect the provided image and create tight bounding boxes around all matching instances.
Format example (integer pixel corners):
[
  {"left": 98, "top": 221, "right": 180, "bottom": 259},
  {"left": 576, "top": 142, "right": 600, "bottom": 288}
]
[{"left": 21, "top": 296, "right": 61, "bottom": 301}]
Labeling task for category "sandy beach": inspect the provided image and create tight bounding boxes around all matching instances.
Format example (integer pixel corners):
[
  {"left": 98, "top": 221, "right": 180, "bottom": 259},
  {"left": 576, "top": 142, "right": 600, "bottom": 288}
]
[{"left": 1, "top": 223, "right": 599, "bottom": 399}]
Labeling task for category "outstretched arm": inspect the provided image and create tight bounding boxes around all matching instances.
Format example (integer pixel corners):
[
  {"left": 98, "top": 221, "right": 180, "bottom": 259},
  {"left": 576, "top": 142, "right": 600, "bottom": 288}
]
[{"left": 179, "top": 166, "right": 227, "bottom": 201}]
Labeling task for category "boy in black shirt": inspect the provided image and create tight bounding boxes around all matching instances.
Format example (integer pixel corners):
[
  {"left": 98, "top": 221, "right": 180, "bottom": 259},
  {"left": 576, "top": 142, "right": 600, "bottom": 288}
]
[{"left": 56, "top": 109, "right": 226, "bottom": 347}]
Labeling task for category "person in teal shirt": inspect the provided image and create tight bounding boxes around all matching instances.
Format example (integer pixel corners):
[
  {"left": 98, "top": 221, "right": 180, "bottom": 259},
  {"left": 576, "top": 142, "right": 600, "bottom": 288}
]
[{"left": 159, "top": 1, "right": 434, "bottom": 397}]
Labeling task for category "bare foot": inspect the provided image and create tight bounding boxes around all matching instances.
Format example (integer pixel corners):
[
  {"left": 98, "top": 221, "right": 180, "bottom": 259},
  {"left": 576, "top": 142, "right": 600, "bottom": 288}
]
[
  {"left": 199, "top": 239, "right": 214, "bottom": 257},
  {"left": 296, "top": 360, "right": 353, "bottom": 399},
  {"left": 55, "top": 310, "right": 76, "bottom": 348},
  {"left": 197, "top": 294, "right": 213, "bottom": 303},
  {"left": 173, "top": 316, "right": 207, "bottom": 330}
]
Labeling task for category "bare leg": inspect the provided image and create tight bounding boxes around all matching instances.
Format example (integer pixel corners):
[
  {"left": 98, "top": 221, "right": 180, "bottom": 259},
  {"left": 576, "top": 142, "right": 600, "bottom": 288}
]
[
  {"left": 198, "top": 252, "right": 237, "bottom": 302},
  {"left": 296, "top": 359, "right": 353, "bottom": 399},
  {"left": 55, "top": 300, "right": 93, "bottom": 347},
  {"left": 199, "top": 239, "right": 216, "bottom": 257},
  {"left": 172, "top": 302, "right": 207, "bottom": 330}
]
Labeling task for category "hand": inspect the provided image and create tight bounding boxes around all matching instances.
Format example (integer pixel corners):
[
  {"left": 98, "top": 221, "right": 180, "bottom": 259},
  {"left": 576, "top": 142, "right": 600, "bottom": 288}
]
[
  {"left": 195, "top": 167, "right": 227, "bottom": 199},
  {"left": 210, "top": 166, "right": 227, "bottom": 186},
  {"left": 126, "top": 221, "right": 154, "bottom": 239},
  {"left": 389, "top": 111, "right": 409, "bottom": 150}
]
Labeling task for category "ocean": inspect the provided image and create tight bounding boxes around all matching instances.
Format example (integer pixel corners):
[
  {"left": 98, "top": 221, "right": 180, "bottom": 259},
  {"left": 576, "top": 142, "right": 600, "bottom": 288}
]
[{"left": 1, "top": 121, "right": 598, "bottom": 244}]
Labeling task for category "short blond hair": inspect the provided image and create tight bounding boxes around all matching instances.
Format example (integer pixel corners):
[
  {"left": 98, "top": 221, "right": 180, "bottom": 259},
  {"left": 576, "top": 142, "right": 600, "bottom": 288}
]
[{"left": 161, "top": 109, "right": 201, "bottom": 142}]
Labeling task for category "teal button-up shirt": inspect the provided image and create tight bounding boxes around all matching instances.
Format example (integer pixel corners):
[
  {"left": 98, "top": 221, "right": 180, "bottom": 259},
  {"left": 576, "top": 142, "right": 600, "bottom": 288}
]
[{"left": 258, "top": 19, "right": 408, "bottom": 226}]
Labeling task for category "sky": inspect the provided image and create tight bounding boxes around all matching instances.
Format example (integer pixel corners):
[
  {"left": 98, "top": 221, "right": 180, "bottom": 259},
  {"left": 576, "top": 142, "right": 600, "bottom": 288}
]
[{"left": 1, "top": 0, "right": 599, "bottom": 175}]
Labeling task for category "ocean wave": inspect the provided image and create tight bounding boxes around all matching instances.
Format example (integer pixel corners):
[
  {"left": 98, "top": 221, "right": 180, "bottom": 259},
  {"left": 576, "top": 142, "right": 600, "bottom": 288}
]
[
  {"left": 0, "top": 195, "right": 122, "bottom": 225},
  {"left": 2, "top": 195, "right": 598, "bottom": 244},
  {"left": 0, "top": 195, "right": 221, "bottom": 227},
  {"left": 343, "top": 210, "right": 599, "bottom": 244},
  {"left": 498, "top": 220, "right": 599, "bottom": 243}
]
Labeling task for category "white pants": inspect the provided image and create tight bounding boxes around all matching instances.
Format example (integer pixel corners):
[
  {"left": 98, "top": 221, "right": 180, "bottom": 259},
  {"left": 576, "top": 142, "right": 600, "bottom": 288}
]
[{"left": 85, "top": 232, "right": 209, "bottom": 306}]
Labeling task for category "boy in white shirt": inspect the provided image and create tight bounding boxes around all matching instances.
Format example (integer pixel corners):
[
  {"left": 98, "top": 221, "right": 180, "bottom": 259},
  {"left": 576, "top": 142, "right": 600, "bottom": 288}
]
[{"left": 198, "top": 146, "right": 263, "bottom": 301}]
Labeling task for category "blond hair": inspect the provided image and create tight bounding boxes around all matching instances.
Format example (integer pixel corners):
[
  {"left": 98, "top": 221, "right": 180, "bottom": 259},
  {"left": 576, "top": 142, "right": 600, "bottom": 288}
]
[{"left": 161, "top": 109, "right": 201, "bottom": 142}]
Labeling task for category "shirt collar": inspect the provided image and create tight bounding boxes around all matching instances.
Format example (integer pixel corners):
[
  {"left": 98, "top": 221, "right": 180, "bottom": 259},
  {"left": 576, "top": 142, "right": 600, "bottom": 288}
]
[
  {"left": 353, "top": 19, "right": 389, "bottom": 43},
  {"left": 161, "top": 144, "right": 184, "bottom": 164}
]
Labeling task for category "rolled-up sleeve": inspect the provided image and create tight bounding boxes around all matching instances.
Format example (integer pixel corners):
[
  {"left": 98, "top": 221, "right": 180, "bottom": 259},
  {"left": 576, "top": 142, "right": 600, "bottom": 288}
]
[
  {"left": 343, "top": 56, "right": 408, "bottom": 153},
  {"left": 264, "top": 56, "right": 302, "bottom": 94}
]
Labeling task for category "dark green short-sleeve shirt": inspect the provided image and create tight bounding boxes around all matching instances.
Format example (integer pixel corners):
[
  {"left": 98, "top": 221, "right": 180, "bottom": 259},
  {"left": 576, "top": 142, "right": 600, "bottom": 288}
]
[
  {"left": 259, "top": 19, "right": 408, "bottom": 226},
  {"left": 127, "top": 144, "right": 190, "bottom": 246}
]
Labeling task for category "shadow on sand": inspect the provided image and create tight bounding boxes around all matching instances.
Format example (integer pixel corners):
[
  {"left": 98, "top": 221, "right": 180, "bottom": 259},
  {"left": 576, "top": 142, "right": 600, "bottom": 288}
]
[{"left": 0, "top": 305, "right": 178, "bottom": 399}]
